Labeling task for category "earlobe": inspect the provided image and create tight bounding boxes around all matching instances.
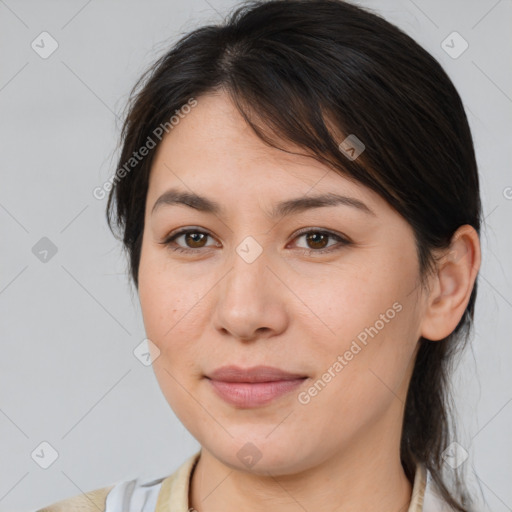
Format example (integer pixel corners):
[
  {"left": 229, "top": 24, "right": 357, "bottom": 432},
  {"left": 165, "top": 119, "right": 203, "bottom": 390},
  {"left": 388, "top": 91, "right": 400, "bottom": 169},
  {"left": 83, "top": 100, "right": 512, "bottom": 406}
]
[{"left": 420, "top": 225, "right": 481, "bottom": 341}]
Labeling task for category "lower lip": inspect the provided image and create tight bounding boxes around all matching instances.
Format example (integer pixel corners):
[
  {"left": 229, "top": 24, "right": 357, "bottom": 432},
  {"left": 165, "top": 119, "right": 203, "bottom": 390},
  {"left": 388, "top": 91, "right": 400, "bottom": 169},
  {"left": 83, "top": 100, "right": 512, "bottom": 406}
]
[{"left": 207, "top": 378, "right": 307, "bottom": 408}]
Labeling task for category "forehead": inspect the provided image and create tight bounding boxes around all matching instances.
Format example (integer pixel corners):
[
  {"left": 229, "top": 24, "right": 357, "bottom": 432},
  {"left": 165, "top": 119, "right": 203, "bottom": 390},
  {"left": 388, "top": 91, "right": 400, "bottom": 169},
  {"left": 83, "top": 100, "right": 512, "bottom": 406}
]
[{"left": 146, "top": 91, "right": 385, "bottom": 211}]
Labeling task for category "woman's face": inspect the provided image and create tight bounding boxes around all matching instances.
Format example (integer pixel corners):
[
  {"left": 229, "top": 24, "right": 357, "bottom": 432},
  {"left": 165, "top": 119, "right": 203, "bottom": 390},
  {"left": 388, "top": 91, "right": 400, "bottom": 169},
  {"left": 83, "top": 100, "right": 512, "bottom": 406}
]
[{"left": 138, "top": 91, "right": 428, "bottom": 474}]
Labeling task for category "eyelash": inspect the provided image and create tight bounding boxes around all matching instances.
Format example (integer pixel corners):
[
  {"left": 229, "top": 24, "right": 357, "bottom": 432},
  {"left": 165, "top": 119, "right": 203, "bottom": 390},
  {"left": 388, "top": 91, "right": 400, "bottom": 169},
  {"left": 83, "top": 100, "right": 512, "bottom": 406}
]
[{"left": 159, "top": 227, "right": 352, "bottom": 256}]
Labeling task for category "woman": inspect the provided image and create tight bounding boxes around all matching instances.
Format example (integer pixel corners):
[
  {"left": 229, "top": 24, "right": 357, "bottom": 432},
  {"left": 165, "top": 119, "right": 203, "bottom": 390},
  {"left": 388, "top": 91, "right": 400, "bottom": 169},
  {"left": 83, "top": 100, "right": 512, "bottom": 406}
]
[{"left": 36, "top": 0, "right": 482, "bottom": 510}]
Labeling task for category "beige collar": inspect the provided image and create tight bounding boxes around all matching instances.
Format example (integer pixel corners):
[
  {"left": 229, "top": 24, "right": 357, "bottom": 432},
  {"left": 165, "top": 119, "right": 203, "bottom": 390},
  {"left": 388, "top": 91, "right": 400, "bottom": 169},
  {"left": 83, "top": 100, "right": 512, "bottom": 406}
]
[{"left": 155, "top": 451, "right": 427, "bottom": 512}]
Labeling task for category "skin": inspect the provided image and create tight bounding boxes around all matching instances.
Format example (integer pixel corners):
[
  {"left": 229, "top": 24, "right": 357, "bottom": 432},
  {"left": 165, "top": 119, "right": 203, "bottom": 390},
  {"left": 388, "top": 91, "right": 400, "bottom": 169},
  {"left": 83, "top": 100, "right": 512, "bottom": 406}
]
[{"left": 138, "top": 90, "right": 481, "bottom": 512}]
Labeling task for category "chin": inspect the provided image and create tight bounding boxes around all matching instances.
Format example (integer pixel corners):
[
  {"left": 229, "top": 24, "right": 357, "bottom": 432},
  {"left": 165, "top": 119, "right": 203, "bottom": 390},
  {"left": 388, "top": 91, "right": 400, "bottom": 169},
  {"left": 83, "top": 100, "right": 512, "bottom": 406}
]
[{"left": 203, "top": 434, "right": 319, "bottom": 476}]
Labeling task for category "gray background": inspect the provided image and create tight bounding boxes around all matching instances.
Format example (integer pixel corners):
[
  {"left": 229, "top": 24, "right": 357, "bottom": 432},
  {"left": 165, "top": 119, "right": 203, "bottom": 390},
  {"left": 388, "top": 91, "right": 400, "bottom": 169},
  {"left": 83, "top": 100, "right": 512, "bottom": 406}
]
[{"left": 1, "top": 0, "right": 511, "bottom": 510}]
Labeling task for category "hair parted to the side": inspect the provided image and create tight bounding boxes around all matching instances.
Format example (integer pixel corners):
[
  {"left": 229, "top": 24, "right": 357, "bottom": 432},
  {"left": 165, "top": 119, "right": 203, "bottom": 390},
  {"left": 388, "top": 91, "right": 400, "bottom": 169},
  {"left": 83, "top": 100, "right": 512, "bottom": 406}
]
[{"left": 106, "top": 0, "right": 482, "bottom": 509}]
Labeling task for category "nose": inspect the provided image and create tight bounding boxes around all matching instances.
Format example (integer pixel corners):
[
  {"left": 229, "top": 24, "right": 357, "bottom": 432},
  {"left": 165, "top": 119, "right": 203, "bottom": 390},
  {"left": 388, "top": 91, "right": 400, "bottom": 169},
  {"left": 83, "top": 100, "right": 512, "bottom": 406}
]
[{"left": 212, "top": 244, "right": 289, "bottom": 342}]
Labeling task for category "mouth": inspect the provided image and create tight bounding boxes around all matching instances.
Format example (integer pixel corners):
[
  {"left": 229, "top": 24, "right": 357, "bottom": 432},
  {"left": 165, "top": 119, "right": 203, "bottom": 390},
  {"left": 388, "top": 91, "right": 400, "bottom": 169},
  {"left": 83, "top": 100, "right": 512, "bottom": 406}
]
[{"left": 205, "top": 365, "right": 308, "bottom": 408}]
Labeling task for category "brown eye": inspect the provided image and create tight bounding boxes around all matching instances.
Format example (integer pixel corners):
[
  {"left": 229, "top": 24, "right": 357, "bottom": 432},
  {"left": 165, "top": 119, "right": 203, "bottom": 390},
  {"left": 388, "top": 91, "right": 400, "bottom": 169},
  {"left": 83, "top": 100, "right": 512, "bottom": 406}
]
[
  {"left": 292, "top": 229, "right": 351, "bottom": 255},
  {"left": 304, "top": 232, "right": 329, "bottom": 249},
  {"left": 184, "top": 232, "right": 208, "bottom": 248},
  {"left": 159, "top": 228, "right": 219, "bottom": 254}
]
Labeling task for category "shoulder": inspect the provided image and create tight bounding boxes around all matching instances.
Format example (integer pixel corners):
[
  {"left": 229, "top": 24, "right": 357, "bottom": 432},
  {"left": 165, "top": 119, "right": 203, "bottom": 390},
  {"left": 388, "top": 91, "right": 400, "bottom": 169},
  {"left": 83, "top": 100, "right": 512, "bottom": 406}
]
[
  {"left": 33, "top": 451, "right": 201, "bottom": 512},
  {"left": 34, "top": 474, "right": 167, "bottom": 512},
  {"left": 35, "top": 484, "right": 115, "bottom": 512}
]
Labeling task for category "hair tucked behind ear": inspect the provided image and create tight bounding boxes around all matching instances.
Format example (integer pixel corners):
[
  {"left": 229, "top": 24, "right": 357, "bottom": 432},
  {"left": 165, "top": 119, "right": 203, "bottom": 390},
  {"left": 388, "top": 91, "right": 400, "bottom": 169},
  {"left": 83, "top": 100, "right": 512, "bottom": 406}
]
[{"left": 106, "top": 1, "right": 481, "bottom": 509}]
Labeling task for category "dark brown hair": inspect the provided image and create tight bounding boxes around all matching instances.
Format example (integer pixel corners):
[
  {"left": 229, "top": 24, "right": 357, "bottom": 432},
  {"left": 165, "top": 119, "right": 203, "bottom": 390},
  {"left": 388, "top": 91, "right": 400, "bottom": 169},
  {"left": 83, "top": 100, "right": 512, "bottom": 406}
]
[{"left": 106, "top": 0, "right": 482, "bottom": 509}]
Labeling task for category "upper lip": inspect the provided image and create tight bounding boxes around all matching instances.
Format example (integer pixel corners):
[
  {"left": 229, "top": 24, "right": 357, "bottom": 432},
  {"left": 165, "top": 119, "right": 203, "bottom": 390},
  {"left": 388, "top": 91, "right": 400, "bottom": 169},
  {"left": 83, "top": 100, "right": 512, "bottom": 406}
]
[{"left": 206, "top": 365, "right": 307, "bottom": 383}]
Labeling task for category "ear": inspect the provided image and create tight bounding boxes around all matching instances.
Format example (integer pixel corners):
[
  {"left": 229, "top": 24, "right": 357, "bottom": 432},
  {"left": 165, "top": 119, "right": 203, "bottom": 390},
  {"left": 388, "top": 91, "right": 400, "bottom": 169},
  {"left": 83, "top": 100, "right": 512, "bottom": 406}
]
[{"left": 420, "top": 225, "right": 481, "bottom": 341}]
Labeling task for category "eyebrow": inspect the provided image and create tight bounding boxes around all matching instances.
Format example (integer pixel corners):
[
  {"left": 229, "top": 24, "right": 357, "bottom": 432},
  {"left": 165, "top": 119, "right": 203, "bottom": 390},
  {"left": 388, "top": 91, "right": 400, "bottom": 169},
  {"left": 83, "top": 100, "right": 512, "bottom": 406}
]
[{"left": 151, "top": 188, "right": 376, "bottom": 218}]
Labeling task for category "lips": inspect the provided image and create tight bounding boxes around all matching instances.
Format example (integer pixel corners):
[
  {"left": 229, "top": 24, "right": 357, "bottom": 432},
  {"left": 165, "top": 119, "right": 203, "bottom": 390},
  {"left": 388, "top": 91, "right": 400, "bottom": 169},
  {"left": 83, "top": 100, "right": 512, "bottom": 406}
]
[
  {"left": 205, "top": 365, "right": 308, "bottom": 408},
  {"left": 206, "top": 365, "right": 307, "bottom": 383}
]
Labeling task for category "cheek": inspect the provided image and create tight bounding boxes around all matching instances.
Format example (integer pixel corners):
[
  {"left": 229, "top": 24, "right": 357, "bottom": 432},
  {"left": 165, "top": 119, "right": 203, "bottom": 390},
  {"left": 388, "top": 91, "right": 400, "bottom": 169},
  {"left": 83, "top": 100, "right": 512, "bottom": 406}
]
[
  {"left": 296, "top": 307, "right": 417, "bottom": 442},
  {"left": 138, "top": 248, "right": 192, "bottom": 351},
  {"left": 295, "top": 254, "right": 420, "bottom": 398},
  {"left": 137, "top": 247, "right": 215, "bottom": 388},
  {"left": 289, "top": 259, "right": 410, "bottom": 352},
  {"left": 138, "top": 251, "right": 207, "bottom": 419}
]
